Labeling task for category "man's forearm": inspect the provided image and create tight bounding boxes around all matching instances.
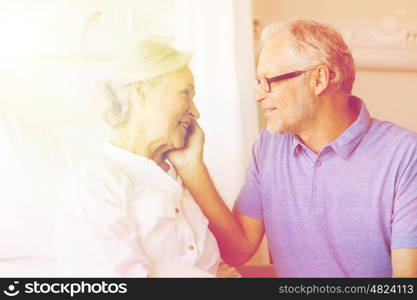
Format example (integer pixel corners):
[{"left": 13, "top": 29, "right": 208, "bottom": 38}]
[
  {"left": 392, "top": 248, "right": 417, "bottom": 277},
  {"left": 178, "top": 161, "right": 253, "bottom": 265}
]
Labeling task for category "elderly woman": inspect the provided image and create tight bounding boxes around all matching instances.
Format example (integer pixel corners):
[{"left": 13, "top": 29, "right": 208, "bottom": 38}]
[{"left": 53, "top": 40, "right": 221, "bottom": 277}]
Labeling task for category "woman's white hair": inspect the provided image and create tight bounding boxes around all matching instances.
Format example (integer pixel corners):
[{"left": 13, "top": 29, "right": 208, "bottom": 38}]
[
  {"left": 260, "top": 20, "right": 356, "bottom": 95},
  {"left": 93, "top": 40, "right": 191, "bottom": 128}
]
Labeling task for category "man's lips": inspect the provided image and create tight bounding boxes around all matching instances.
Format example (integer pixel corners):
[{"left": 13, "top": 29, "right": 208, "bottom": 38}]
[{"left": 263, "top": 107, "right": 277, "bottom": 117}]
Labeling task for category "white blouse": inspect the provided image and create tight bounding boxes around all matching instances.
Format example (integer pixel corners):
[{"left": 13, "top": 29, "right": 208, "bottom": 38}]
[{"left": 53, "top": 142, "right": 220, "bottom": 277}]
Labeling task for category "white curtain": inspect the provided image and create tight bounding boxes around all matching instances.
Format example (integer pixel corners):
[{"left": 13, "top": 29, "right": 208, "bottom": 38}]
[
  {"left": 173, "top": 0, "right": 270, "bottom": 264},
  {"left": 174, "top": 0, "right": 258, "bottom": 207}
]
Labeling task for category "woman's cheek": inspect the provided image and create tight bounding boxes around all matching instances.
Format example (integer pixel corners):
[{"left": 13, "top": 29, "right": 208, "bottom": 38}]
[{"left": 168, "top": 123, "right": 184, "bottom": 149}]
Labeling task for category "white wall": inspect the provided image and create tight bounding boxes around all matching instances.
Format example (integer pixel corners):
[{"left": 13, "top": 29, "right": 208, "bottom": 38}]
[{"left": 0, "top": 0, "right": 175, "bottom": 128}]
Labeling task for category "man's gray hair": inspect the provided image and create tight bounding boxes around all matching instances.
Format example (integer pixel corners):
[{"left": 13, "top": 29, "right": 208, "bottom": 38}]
[{"left": 261, "top": 20, "right": 356, "bottom": 95}]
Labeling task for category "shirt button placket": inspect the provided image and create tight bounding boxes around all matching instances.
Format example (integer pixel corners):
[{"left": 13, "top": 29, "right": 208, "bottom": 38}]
[
  {"left": 312, "top": 159, "right": 321, "bottom": 200},
  {"left": 185, "top": 243, "right": 197, "bottom": 264},
  {"left": 177, "top": 208, "right": 197, "bottom": 264}
]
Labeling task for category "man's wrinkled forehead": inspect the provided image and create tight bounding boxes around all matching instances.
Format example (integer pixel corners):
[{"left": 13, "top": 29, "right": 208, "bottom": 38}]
[{"left": 257, "top": 32, "right": 295, "bottom": 77}]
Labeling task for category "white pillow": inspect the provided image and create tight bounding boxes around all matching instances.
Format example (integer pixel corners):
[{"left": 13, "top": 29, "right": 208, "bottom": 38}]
[{"left": 0, "top": 115, "right": 69, "bottom": 259}]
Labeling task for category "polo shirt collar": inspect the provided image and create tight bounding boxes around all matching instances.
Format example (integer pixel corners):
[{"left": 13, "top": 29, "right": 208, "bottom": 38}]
[
  {"left": 330, "top": 96, "right": 371, "bottom": 159},
  {"left": 291, "top": 134, "right": 303, "bottom": 154},
  {"left": 291, "top": 95, "right": 371, "bottom": 159}
]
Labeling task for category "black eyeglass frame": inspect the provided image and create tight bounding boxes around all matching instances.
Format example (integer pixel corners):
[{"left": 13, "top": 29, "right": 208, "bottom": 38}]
[{"left": 256, "top": 70, "right": 306, "bottom": 93}]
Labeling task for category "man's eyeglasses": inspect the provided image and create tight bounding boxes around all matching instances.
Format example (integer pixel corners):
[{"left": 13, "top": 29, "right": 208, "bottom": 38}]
[{"left": 256, "top": 70, "right": 306, "bottom": 93}]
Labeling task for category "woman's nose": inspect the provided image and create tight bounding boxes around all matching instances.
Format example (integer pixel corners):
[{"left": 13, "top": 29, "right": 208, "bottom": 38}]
[{"left": 189, "top": 101, "right": 200, "bottom": 119}]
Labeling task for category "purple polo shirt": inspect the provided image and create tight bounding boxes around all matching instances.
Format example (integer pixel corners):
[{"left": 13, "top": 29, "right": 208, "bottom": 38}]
[{"left": 233, "top": 96, "right": 417, "bottom": 277}]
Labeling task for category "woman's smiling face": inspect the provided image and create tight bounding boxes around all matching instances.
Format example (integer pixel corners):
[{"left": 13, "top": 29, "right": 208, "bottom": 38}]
[{"left": 142, "top": 66, "right": 200, "bottom": 151}]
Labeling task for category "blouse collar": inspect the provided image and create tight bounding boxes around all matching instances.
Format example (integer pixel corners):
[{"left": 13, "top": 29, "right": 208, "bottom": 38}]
[{"left": 102, "top": 142, "right": 182, "bottom": 194}]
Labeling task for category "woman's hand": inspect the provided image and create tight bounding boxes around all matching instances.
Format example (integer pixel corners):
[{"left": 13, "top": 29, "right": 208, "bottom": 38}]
[{"left": 167, "top": 120, "right": 205, "bottom": 174}]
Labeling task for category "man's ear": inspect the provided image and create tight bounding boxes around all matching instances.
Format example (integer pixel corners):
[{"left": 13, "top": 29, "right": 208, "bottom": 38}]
[{"left": 312, "top": 65, "right": 330, "bottom": 96}]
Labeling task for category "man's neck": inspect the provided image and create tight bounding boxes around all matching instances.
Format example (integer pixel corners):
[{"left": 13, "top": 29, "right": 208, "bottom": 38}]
[{"left": 297, "top": 96, "right": 359, "bottom": 154}]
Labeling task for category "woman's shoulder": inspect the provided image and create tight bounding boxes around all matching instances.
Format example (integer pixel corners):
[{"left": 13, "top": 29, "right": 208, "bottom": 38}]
[{"left": 65, "top": 155, "right": 132, "bottom": 194}]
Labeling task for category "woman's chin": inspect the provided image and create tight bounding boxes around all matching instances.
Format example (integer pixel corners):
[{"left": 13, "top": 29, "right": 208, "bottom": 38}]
[
  {"left": 171, "top": 137, "right": 186, "bottom": 150},
  {"left": 168, "top": 129, "right": 188, "bottom": 150}
]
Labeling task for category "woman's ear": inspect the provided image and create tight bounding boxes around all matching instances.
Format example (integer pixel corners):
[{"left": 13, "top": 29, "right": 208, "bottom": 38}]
[{"left": 131, "top": 82, "right": 148, "bottom": 108}]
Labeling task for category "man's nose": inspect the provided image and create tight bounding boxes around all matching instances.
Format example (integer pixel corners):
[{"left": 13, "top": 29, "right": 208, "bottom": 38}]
[{"left": 255, "top": 86, "right": 266, "bottom": 103}]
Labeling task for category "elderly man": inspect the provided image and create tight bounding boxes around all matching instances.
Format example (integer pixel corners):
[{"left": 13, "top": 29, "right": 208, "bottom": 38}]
[{"left": 168, "top": 20, "right": 417, "bottom": 277}]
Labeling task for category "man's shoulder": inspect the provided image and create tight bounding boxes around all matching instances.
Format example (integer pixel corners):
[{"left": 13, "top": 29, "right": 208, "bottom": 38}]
[{"left": 368, "top": 119, "right": 417, "bottom": 148}]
